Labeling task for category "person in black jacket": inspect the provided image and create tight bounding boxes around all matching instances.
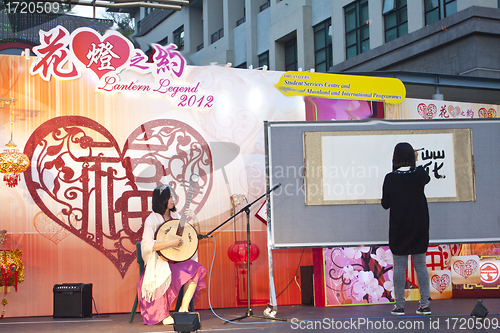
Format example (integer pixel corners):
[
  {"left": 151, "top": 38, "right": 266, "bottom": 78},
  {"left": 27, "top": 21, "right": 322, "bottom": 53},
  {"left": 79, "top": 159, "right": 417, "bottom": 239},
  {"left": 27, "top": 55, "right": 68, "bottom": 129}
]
[{"left": 381, "top": 142, "right": 431, "bottom": 316}]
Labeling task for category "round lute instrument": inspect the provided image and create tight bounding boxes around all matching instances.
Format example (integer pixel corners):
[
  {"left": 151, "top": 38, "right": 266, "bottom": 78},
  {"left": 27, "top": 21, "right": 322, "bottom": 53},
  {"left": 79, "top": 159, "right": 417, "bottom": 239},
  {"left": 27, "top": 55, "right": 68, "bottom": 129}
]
[{"left": 155, "top": 174, "right": 200, "bottom": 262}]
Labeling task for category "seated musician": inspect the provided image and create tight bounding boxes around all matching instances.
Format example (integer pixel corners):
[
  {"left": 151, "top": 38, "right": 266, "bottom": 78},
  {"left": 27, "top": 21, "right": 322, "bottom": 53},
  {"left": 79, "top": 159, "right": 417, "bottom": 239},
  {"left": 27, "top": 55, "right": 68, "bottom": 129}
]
[{"left": 137, "top": 184, "right": 206, "bottom": 325}]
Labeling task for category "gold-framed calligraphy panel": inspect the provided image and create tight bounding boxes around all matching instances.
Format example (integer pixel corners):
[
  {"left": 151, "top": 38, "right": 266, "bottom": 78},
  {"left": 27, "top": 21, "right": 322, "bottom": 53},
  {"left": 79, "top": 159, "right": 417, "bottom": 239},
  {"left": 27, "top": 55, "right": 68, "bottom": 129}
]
[{"left": 303, "top": 128, "right": 474, "bottom": 205}]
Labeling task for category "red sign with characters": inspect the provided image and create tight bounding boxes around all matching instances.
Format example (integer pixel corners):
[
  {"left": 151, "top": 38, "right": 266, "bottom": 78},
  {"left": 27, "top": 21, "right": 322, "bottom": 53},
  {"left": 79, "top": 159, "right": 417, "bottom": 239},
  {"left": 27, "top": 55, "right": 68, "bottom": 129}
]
[
  {"left": 30, "top": 26, "right": 188, "bottom": 85},
  {"left": 480, "top": 261, "right": 500, "bottom": 284},
  {"left": 71, "top": 28, "right": 133, "bottom": 80}
]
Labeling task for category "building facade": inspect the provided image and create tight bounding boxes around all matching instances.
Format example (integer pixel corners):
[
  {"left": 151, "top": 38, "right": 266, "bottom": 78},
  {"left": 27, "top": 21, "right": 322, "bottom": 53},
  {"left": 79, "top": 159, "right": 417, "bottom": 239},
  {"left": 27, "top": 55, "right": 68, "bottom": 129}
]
[
  {"left": 127, "top": 0, "right": 500, "bottom": 104},
  {"left": 130, "top": 1, "right": 498, "bottom": 72}
]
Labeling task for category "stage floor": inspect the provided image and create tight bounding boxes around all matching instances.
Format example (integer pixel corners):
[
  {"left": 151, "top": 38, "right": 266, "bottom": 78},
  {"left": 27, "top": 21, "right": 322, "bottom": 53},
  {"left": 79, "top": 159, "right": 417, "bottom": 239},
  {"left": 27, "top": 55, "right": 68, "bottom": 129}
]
[{"left": 1, "top": 298, "right": 499, "bottom": 332}]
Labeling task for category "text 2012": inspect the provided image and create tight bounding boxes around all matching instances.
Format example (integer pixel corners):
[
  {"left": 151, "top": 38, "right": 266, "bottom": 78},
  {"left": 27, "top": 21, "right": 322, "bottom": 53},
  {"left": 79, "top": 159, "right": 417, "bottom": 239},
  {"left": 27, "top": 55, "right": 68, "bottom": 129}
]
[{"left": 178, "top": 95, "right": 214, "bottom": 108}]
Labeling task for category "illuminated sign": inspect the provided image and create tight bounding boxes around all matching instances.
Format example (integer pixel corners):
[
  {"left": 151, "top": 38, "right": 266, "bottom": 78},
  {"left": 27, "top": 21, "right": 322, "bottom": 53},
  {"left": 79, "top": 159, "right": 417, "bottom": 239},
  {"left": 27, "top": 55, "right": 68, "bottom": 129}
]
[{"left": 275, "top": 71, "right": 406, "bottom": 104}]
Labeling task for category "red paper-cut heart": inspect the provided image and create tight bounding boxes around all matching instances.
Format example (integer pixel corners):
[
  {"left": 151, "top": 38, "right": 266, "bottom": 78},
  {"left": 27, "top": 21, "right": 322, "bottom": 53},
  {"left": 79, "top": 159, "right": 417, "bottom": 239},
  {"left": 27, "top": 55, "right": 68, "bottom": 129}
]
[
  {"left": 478, "top": 108, "right": 497, "bottom": 118},
  {"left": 24, "top": 116, "right": 213, "bottom": 277},
  {"left": 71, "top": 29, "right": 131, "bottom": 80},
  {"left": 453, "top": 259, "right": 478, "bottom": 279},
  {"left": 431, "top": 274, "right": 450, "bottom": 293},
  {"left": 417, "top": 103, "right": 437, "bottom": 119}
]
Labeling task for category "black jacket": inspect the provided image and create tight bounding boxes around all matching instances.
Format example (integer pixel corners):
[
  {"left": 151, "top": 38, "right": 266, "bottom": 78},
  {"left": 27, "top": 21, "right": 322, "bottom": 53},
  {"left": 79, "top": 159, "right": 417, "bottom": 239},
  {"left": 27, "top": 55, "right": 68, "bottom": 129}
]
[{"left": 381, "top": 166, "right": 430, "bottom": 255}]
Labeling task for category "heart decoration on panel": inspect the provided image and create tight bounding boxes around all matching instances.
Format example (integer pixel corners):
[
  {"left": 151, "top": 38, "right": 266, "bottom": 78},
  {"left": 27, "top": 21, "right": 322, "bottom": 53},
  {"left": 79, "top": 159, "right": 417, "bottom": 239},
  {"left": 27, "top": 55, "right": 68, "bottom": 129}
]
[
  {"left": 429, "top": 270, "right": 452, "bottom": 299},
  {"left": 431, "top": 274, "right": 450, "bottom": 293},
  {"left": 447, "top": 105, "right": 461, "bottom": 118},
  {"left": 451, "top": 255, "right": 481, "bottom": 285},
  {"left": 478, "top": 108, "right": 497, "bottom": 118},
  {"left": 24, "top": 116, "right": 213, "bottom": 277},
  {"left": 453, "top": 259, "right": 478, "bottom": 279},
  {"left": 417, "top": 103, "right": 437, "bottom": 119}
]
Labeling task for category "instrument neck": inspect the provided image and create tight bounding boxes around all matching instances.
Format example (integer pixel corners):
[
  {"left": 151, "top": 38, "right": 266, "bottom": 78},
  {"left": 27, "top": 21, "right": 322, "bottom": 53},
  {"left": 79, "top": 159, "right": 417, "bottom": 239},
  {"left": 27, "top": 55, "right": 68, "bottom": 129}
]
[{"left": 179, "top": 184, "right": 195, "bottom": 226}]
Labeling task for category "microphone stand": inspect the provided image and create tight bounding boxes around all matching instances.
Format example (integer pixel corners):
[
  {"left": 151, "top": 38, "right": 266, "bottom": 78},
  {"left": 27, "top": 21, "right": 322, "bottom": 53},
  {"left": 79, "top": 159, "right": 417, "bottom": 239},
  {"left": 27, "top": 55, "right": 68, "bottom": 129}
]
[{"left": 198, "top": 183, "right": 286, "bottom": 322}]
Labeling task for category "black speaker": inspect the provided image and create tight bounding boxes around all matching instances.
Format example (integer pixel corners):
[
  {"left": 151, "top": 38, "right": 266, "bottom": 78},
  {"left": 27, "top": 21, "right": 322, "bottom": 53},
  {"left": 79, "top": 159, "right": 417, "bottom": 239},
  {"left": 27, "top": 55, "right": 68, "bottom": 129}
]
[
  {"left": 300, "top": 265, "right": 314, "bottom": 305},
  {"left": 53, "top": 283, "right": 92, "bottom": 318},
  {"left": 172, "top": 312, "right": 201, "bottom": 332},
  {"left": 471, "top": 300, "right": 488, "bottom": 319}
]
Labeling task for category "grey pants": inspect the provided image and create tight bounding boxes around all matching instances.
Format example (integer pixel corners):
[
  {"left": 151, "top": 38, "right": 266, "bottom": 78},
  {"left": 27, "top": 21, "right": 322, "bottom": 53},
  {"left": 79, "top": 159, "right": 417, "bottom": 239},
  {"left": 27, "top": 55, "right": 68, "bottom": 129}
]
[{"left": 393, "top": 253, "right": 430, "bottom": 309}]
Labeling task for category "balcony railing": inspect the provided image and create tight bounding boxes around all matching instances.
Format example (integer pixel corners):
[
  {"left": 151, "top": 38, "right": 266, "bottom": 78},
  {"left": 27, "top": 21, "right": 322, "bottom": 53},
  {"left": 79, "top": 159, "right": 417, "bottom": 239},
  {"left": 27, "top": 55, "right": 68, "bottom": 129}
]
[
  {"left": 259, "top": 0, "right": 270, "bottom": 12},
  {"left": 236, "top": 17, "right": 246, "bottom": 26},
  {"left": 210, "top": 28, "right": 224, "bottom": 44},
  {"left": 137, "top": 8, "right": 174, "bottom": 36}
]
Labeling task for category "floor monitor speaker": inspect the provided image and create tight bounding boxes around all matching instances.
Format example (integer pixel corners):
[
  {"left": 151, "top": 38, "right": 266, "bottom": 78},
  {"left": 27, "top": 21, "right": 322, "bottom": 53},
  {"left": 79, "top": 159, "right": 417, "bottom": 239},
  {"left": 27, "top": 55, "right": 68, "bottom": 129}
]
[{"left": 53, "top": 283, "right": 92, "bottom": 318}]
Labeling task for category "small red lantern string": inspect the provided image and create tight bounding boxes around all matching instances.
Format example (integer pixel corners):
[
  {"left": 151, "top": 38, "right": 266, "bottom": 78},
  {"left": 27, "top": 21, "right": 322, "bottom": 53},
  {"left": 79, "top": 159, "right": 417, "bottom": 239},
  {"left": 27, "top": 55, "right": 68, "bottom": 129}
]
[{"left": 1, "top": 251, "right": 7, "bottom": 319}]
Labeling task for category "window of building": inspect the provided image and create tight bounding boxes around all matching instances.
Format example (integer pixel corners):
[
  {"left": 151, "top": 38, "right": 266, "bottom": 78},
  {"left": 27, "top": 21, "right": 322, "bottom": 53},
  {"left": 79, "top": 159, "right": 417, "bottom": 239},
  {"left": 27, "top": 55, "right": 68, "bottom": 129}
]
[
  {"left": 444, "top": 0, "right": 457, "bottom": 17},
  {"left": 425, "top": 0, "right": 440, "bottom": 25},
  {"left": 258, "top": 51, "right": 269, "bottom": 68},
  {"left": 285, "top": 38, "right": 297, "bottom": 71},
  {"left": 314, "top": 18, "right": 332, "bottom": 72},
  {"left": 384, "top": 0, "right": 408, "bottom": 43},
  {"left": 173, "top": 25, "right": 184, "bottom": 51},
  {"left": 344, "top": 0, "right": 369, "bottom": 60},
  {"left": 425, "top": 0, "right": 457, "bottom": 26},
  {"left": 382, "top": 0, "right": 396, "bottom": 13},
  {"left": 235, "top": 62, "right": 247, "bottom": 69}
]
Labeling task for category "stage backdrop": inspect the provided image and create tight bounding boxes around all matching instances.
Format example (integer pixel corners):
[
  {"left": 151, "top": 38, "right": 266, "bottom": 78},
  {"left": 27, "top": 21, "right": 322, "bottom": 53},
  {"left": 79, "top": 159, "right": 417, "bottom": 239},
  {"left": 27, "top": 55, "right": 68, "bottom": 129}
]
[
  {"left": 0, "top": 25, "right": 412, "bottom": 317},
  {"left": 0, "top": 26, "right": 318, "bottom": 317},
  {"left": 4, "top": 25, "right": 492, "bottom": 317}
]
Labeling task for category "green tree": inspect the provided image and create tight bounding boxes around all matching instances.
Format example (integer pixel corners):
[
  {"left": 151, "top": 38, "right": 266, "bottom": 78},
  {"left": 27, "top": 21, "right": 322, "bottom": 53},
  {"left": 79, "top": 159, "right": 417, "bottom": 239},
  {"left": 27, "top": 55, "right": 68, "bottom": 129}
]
[{"left": 103, "top": 11, "right": 135, "bottom": 38}]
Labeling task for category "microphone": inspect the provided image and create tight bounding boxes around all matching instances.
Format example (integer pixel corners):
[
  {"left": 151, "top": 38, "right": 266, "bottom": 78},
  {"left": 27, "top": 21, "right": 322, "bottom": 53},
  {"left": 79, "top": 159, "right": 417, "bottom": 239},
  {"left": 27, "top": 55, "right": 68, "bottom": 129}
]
[
  {"left": 271, "top": 183, "right": 281, "bottom": 191},
  {"left": 197, "top": 233, "right": 207, "bottom": 240}
]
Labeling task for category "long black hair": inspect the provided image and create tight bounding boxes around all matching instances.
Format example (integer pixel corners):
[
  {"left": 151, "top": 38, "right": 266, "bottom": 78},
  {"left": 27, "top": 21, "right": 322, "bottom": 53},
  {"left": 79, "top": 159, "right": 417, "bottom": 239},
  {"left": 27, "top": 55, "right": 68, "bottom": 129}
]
[
  {"left": 151, "top": 184, "right": 177, "bottom": 215},
  {"left": 392, "top": 142, "right": 416, "bottom": 171}
]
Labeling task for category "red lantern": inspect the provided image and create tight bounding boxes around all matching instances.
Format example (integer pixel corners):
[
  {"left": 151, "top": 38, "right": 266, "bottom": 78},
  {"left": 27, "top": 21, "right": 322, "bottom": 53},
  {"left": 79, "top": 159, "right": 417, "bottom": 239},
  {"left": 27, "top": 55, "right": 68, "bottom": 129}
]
[
  {"left": 0, "top": 249, "right": 24, "bottom": 319},
  {"left": 227, "top": 241, "right": 259, "bottom": 263}
]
